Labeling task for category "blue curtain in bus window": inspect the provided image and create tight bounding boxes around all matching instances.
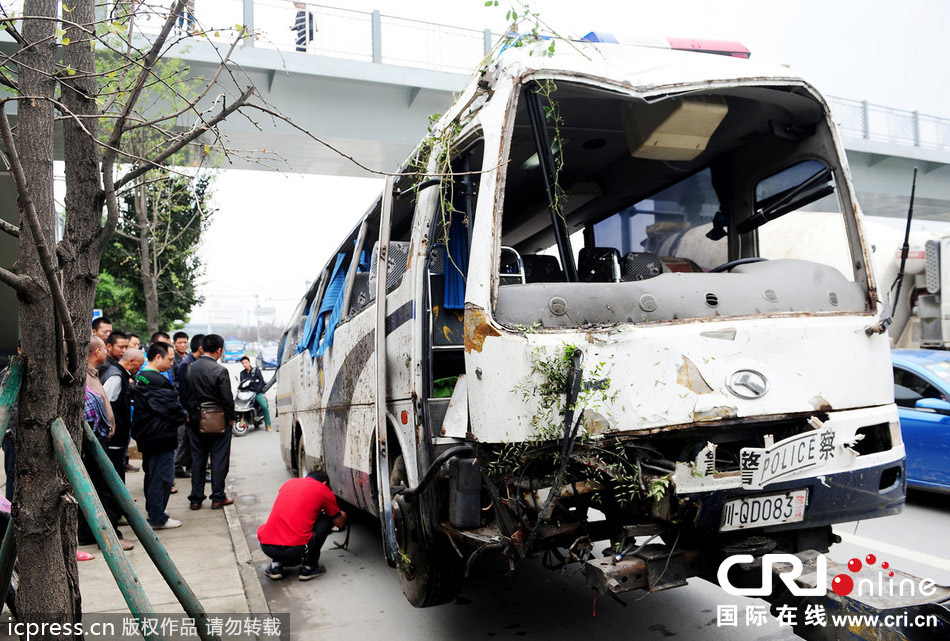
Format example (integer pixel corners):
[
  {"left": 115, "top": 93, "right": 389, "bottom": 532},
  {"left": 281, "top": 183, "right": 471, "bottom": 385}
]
[
  {"left": 314, "top": 252, "right": 350, "bottom": 358},
  {"left": 444, "top": 211, "right": 469, "bottom": 310},
  {"left": 298, "top": 253, "right": 345, "bottom": 355},
  {"left": 297, "top": 294, "right": 322, "bottom": 354}
]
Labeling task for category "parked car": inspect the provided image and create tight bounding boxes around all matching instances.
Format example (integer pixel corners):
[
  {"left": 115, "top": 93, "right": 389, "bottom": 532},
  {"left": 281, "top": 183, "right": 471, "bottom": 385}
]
[
  {"left": 892, "top": 349, "right": 950, "bottom": 492},
  {"left": 257, "top": 346, "right": 278, "bottom": 370}
]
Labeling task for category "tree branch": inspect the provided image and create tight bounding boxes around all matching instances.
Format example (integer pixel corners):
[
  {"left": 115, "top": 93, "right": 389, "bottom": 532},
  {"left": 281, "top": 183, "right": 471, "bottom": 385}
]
[
  {"left": 114, "top": 85, "right": 255, "bottom": 192},
  {"left": 0, "top": 217, "right": 19, "bottom": 238},
  {"left": 102, "top": 0, "right": 186, "bottom": 159},
  {"left": 0, "top": 105, "right": 79, "bottom": 376},
  {"left": 1, "top": 18, "right": 27, "bottom": 47},
  {"left": 0, "top": 266, "right": 29, "bottom": 295}
]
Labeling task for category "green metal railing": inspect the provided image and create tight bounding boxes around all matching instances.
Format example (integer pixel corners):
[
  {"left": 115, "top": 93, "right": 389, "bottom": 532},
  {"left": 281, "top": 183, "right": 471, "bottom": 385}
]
[{"left": 0, "top": 356, "right": 220, "bottom": 640}]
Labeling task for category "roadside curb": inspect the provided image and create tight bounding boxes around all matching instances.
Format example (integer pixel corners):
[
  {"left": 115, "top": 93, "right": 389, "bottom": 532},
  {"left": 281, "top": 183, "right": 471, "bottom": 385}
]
[{"left": 223, "top": 502, "right": 270, "bottom": 615}]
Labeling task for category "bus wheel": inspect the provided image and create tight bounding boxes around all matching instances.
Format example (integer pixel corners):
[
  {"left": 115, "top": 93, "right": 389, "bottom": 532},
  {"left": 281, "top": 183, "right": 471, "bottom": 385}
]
[
  {"left": 296, "top": 438, "right": 308, "bottom": 478},
  {"left": 390, "top": 455, "right": 462, "bottom": 607}
]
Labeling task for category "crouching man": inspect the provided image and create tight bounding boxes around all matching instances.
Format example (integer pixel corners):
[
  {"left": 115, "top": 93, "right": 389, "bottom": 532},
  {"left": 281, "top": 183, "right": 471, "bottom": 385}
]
[{"left": 257, "top": 470, "right": 346, "bottom": 581}]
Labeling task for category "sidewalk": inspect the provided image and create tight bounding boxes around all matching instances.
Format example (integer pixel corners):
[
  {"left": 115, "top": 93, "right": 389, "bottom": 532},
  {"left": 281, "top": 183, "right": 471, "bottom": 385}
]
[{"left": 76, "top": 457, "right": 268, "bottom": 616}]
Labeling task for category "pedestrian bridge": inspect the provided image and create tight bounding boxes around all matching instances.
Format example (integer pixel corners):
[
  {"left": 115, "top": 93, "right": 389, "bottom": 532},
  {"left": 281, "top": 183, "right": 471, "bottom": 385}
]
[
  {"left": 2, "top": 1, "right": 950, "bottom": 356},
  {"left": 151, "top": 1, "right": 950, "bottom": 219},
  {"left": 2, "top": 0, "right": 949, "bottom": 216}
]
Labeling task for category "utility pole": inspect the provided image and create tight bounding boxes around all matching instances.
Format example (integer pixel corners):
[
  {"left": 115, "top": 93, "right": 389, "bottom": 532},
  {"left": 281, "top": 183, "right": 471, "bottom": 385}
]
[{"left": 255, "top": 294, "right": 261, "bottom": 346}]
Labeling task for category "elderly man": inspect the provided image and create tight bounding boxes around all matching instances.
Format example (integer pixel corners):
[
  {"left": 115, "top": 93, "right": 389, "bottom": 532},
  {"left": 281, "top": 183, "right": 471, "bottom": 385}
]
[
  {"left": 80, "top": 337, "right": 133, "bottom": 550},
  {"left": 102, "top": 347, "right": 144, "bottom": 481}
]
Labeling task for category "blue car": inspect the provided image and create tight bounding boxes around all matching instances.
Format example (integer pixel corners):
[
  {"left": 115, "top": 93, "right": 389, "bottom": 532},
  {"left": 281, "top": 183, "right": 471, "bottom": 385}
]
[
  {"left": 892, "top": 349, "right": 950, "bottom": 493},
  {"left": 257, "top": 346, "right": 278, "bottom": 370}
]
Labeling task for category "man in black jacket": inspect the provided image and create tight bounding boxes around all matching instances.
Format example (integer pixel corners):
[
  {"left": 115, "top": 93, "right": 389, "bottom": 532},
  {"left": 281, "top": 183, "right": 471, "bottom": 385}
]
[
  {"left": 173, "top": 334, "right": 203, "bottom": 478},
  {"left": 185, "top": 334, "right": 236, "bottom": 510},
  {"left": 132, "top": 342, "right": 188, "bottom": 529},
  {"left": 100, "top": 330, "right": 129, "bottom": 376}
]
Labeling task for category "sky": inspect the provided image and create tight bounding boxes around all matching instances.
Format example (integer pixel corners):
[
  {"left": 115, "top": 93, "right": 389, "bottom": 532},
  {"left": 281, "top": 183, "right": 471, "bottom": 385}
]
[{"left": 187, "top": 0, "right": 950, "bottom": 331}]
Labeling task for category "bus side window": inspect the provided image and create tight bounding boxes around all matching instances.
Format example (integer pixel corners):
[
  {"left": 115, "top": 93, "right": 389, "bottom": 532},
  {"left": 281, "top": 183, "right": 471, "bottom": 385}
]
[{"left": 349, "top": 175, "right": 416, "bottom": 315}]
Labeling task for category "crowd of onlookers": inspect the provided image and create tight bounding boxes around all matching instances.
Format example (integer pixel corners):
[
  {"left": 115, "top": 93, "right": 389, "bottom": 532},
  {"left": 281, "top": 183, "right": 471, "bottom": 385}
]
[{"left": 0, "top": 317, "right": 253, "bottom": 561}]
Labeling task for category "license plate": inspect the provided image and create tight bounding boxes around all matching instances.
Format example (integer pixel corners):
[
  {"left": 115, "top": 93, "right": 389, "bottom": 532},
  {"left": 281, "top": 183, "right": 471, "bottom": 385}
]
[
  {"left": 720, "top": 489, "right": 808, "bottom": 532},
  {"left": 740, "top": 428, "right": 836, "bottom": 489}
]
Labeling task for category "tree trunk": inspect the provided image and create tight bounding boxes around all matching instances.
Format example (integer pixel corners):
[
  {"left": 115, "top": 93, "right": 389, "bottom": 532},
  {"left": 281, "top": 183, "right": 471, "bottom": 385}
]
[
  {"left": 137, "top": 182, "right": 160, "bottom": 335},
  {"left": 14, "top": 0, "right": 83, "bottom": 627},
  {"left": 58, "top": 0, "right": 109, "bottom": 617}
]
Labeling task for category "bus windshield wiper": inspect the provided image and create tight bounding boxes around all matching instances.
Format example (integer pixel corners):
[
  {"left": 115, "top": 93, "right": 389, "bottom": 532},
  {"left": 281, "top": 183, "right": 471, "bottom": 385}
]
[{"left": 737, "top": 166, "right": 834, "bottom": 234}]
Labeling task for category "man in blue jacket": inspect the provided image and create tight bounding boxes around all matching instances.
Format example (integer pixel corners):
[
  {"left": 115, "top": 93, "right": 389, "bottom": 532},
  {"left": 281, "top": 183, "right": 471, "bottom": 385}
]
[{"left": 132, "top": 342, "right": 189, "bottom": 529}]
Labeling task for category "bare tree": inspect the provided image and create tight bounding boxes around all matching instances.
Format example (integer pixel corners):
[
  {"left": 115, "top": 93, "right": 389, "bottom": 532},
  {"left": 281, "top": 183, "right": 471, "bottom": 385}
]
[
  {"left": 0, "top": 0, "right": 256, "bottom": 627},
  {"left": 0, "top": 0, "right": 494, "bottom": 626}
]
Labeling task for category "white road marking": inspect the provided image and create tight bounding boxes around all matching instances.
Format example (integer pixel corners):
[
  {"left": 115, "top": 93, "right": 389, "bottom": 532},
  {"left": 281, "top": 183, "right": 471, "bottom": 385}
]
[{"left": 835, "top": 530, "right": 950, "bottom": 573}]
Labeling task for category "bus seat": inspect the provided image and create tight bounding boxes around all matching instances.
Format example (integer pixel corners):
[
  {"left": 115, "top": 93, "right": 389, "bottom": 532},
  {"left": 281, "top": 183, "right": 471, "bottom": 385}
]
[
  {"left": 369, "top": 240, "right": 411, "bottom": 300},
  {"left": 522, "top": 254, "right": 564, "bottom": 283},
  {"left": 349, "top": 272, "right": 371, "bottom": 313},
  {"left": 621, "top": 252, "right": 666, "bottom": 281},
  {"left": 500, "top": 246, "right": 525, "bottom": 286},
  {"left": 578, "top": 247, "right": 621, "bottom": 282}
]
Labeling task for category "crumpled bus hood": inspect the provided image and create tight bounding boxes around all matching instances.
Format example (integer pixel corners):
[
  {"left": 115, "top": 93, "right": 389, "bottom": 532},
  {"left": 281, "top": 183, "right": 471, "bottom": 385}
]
[{"left": 464, "top": 312, "right": 893, "bottom": 443}]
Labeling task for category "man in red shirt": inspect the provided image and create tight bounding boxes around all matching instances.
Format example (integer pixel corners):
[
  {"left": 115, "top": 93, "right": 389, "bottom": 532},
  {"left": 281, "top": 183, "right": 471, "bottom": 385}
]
[{"left": 257, "top": 470, "right": 347, "bottom": 580}]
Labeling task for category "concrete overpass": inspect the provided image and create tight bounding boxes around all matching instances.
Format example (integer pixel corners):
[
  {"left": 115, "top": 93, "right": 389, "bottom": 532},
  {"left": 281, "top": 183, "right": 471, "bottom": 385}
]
[
  {"left": 164, "top": 2, "right": 950, "bottom": 219},
  {"left": 2, "top": 1, "right": 950, "bottom": 358}
]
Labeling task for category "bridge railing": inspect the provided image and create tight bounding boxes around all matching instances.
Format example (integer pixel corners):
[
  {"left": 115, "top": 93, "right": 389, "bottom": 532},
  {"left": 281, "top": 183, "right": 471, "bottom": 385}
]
[
  {"left": 3, "top": 0, "right": 949, "bottom": 152},
  {"left": 828, "top": 96, "right": 950, "bottom": 152}
]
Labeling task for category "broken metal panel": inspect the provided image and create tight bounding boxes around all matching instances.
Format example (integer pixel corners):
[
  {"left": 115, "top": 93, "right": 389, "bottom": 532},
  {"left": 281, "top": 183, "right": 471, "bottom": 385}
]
[
  {"left": 583, "top": 547, "right": 702, "bottom": 595},
  {"left": 465, "top": 314, "right": 894, "bottom": 444},
  {"left": 441, "top": 374, "right": 469, "bottom": 438},
  {"left": 673, "top": 406, "right": 903, "bottom": 495}
]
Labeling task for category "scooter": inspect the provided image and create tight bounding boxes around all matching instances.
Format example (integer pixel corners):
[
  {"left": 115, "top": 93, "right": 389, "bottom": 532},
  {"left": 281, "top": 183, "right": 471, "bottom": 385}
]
[{"left": 233, "top": 378, "right": 266, "bottom": 437}]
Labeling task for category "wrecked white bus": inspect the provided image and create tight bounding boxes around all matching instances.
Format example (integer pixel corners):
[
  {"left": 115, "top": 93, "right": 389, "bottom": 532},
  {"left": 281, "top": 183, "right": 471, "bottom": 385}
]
[{"left": 274, "top": 36, "right": 906, "bottom": 608}]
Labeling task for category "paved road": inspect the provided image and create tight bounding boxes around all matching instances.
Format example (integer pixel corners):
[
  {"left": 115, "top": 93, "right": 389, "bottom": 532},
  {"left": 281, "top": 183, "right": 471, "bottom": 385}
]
[{"left": 224, "top": 365, "right": 950, "bottom": 640}]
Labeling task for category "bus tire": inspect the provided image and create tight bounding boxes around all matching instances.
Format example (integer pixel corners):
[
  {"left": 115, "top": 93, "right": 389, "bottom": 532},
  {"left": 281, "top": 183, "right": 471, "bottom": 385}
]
[
  {"left": 296, "top": 437, "right": 309, "bottom": 478},
  {"left": 390, "top": 455, "right": 462, "bottom": 608}
]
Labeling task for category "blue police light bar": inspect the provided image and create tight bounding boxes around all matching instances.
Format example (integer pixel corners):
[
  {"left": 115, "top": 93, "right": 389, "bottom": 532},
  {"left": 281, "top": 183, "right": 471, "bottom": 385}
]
[{"left": 581, "top": 32, "right": 619, "bottom": 43}]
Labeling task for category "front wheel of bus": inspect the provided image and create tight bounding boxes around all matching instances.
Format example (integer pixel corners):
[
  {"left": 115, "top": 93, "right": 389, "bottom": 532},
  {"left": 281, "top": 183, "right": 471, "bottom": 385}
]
[{"left": 390, "top": 455, "right": 462, "bottom": 608}]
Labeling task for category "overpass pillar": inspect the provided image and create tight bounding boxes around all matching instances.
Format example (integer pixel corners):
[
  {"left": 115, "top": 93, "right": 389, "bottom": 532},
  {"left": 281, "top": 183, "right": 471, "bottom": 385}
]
[
  {"left": 372, "top": 10, "right": 382, "bottom": 63},
  {"left": 243, "top": 0, "right": 254, "bottom": 46}
]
